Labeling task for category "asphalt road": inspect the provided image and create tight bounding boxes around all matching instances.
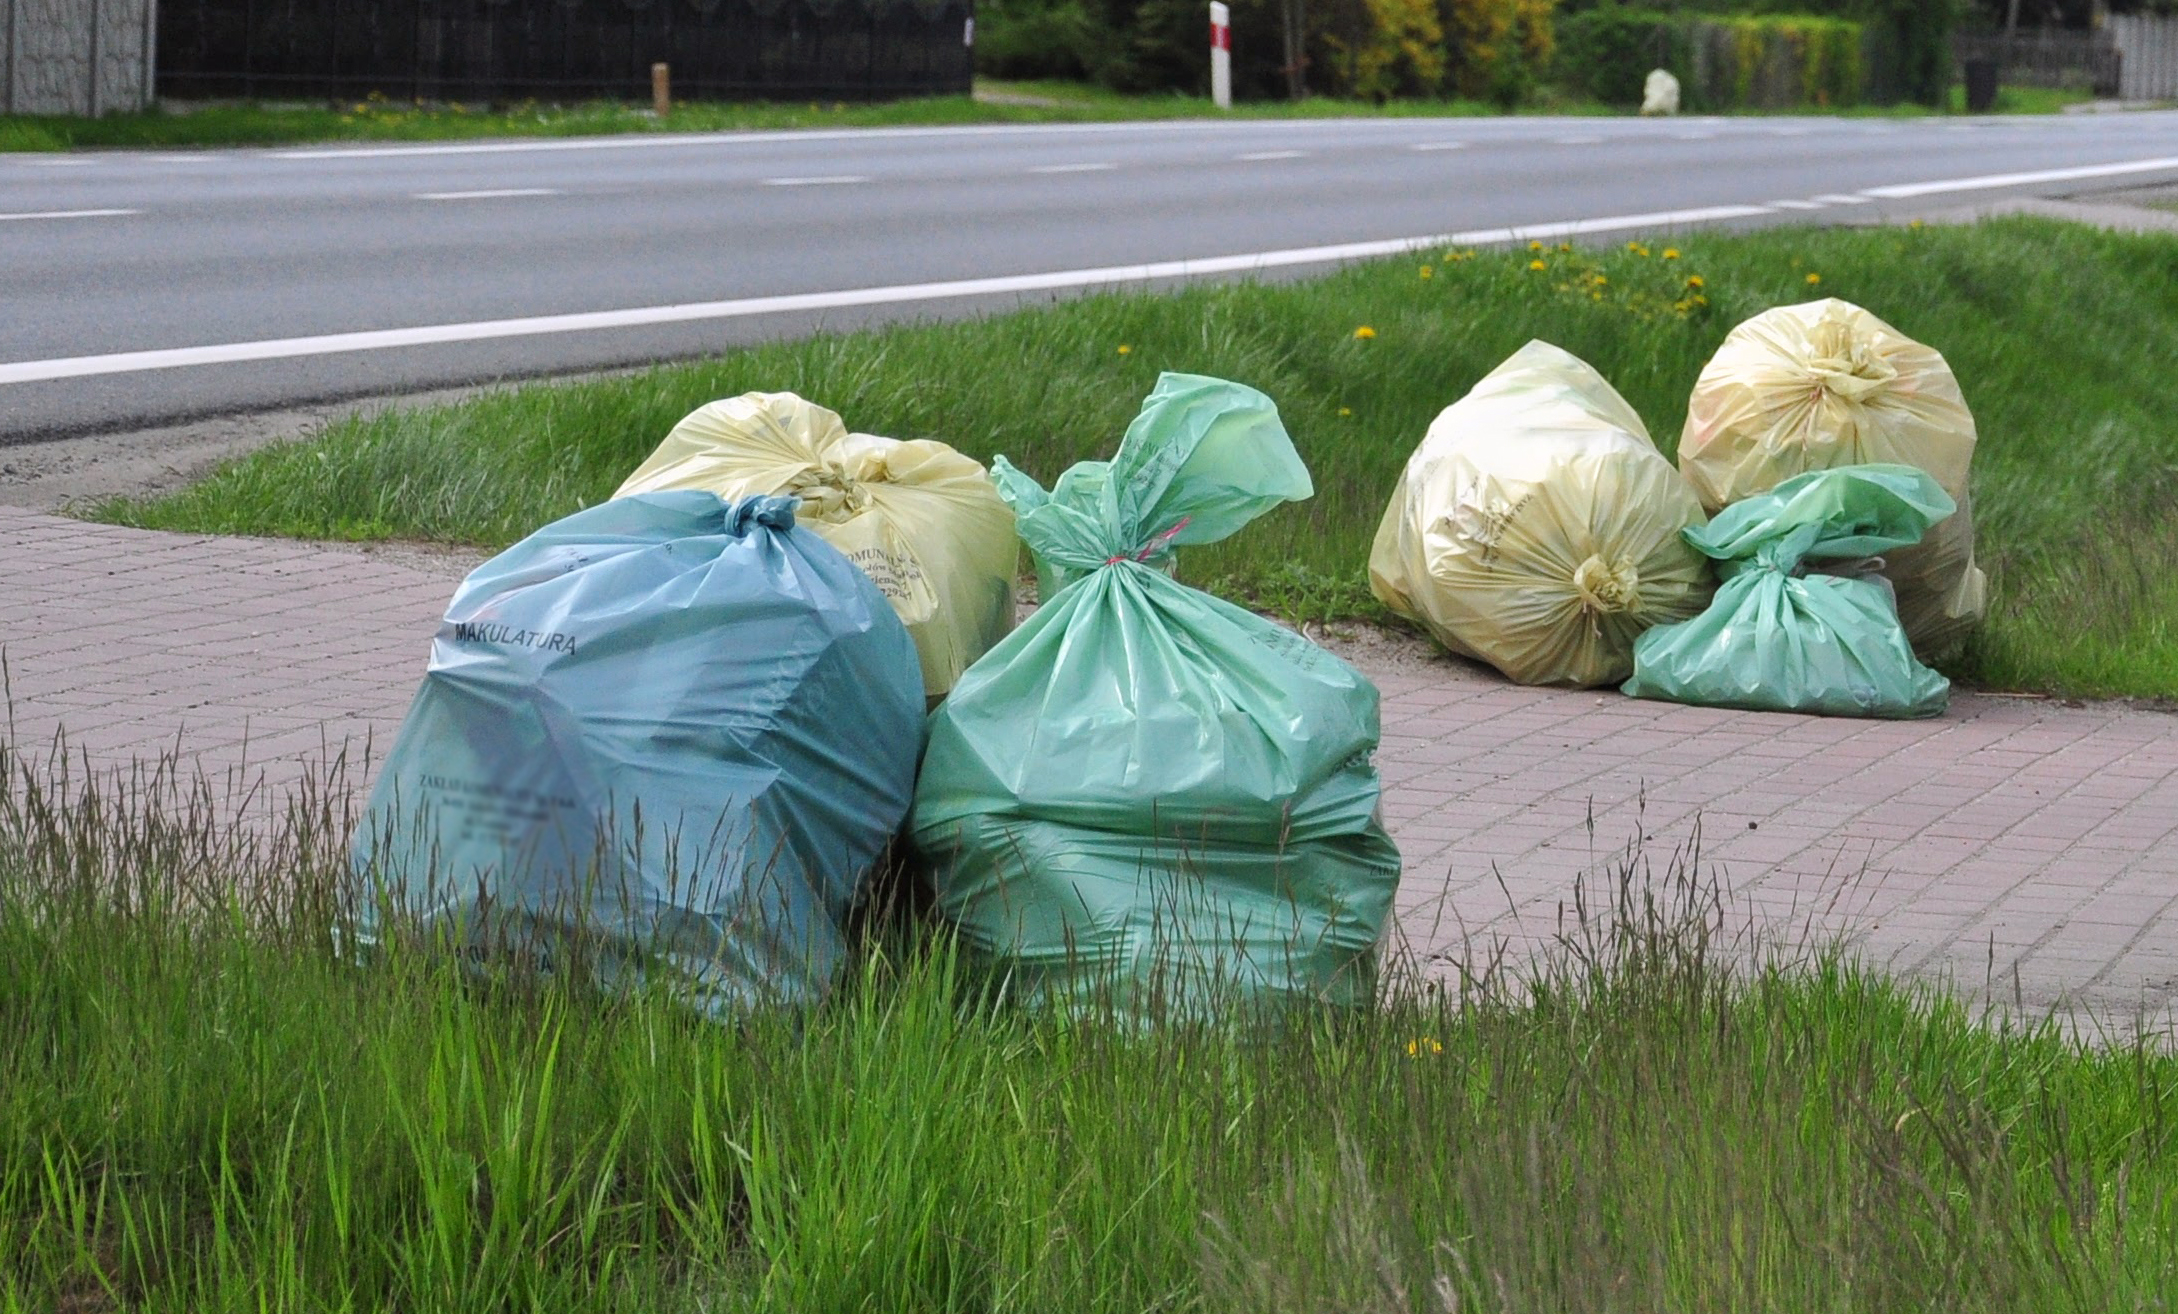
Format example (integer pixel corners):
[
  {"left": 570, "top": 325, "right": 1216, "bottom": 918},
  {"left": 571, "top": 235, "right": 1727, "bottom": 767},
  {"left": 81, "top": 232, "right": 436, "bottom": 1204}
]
[{"left": 5, "top": 110, "right": 2178, "bottom": 441}]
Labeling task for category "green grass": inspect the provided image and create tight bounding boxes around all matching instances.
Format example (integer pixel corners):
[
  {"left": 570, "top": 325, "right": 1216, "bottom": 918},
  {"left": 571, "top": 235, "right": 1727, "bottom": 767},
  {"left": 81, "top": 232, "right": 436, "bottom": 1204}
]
[
  {"left": 5, "top": 734, "right": 2178, "bottom": 1312},
  {"left": 97, "top": 217, "right": 2178, "bottom": 700},
  {"left": 0, "top": 80, "right": 1582, "bottom": 153},
  {"left": 0, "top": 75, "right": 2082, "bottom": 153},
  {"left": 1941, "top": 83, "right": 2098, "bottom": 115}
]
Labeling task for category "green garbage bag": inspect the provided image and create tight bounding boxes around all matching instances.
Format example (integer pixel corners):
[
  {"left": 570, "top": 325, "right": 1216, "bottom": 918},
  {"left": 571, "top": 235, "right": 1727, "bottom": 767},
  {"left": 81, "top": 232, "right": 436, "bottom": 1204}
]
[
  {"left": 1621, "top": 464, "right": 1953, "bottom": 719},
  {"left": 909, "top": 373, "right": 1404, "bottom": 1021}
]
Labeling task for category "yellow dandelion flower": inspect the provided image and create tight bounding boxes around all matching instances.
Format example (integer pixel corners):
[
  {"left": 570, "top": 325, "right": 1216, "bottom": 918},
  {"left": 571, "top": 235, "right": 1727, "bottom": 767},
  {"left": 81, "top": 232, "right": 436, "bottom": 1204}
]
[
  {"left": 1419, "top": 265, "right": 1434, "bottom": 279},
  {"left": 1592, "top": 275, "right": 1608, "bottom": 286},
  {"left": 1353, "top": 326, "right": 1377, "bottom": 340},
  {"left": 1338, "top": 406, "right": 1353, "bottom": 417},
  {"left": 1806, "top": 273, "right": 1822, "bottom": 285},
  {"left": 1662, "top": 248, "right": 1680, "bottom": 260},
  {"left": 1528, "top": 240, "right": 1544, "bottom": 252},
  {"left": 1116, "top": 344, "right": 1131, "bottom": 355},
  {"left": 1529, "top": 259, "right": 1547, "bottom": 271},
  {"left": 1405, "top": 1038, "right": 1444, "bottom": 1057},
  {"left": 1556, "top": 243, "right": 1572, "bottom": 253},
  {"left": 1909, "top": 219, "right": 1926, "bottom": 230},
  {"left": 1686, "top": 274, "right": 1705, "bottom": 289},
  {"left": 1591, "top": 290, "right": 1604, "bottom": 300}
]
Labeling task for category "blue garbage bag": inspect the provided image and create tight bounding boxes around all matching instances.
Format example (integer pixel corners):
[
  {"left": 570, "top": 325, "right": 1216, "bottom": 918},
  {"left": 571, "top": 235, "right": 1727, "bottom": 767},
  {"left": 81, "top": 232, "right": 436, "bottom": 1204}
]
[{"left": 348, "top": 491, "right": 925, "bottom": 1011}]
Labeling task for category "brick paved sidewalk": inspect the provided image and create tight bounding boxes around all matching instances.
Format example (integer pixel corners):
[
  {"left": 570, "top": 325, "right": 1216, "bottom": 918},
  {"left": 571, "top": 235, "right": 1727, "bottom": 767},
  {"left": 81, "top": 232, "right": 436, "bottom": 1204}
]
[{"left": 7, "top": 506, "right": 2176, "bottom": 1027}]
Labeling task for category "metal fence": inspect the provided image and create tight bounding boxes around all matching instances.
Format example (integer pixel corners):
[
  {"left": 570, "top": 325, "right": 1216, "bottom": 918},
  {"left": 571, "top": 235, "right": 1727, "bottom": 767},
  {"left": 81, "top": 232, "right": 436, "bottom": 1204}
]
[
  {"left": 155, "top": 0, "right": 974, "bottom": 102},
  {"left": 1952, "top": 28, "right": 2120, "bottom": 96},
  {"left": 2110, "top": 13, "right": 2178, "bottom": 102}
]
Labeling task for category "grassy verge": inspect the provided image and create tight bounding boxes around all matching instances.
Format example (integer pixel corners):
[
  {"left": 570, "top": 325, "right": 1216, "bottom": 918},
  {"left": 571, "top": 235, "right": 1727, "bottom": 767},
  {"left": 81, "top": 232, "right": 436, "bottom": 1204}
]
[
  {"left": 0, "top": 80, "right": 1581, "bottom": 152},
  {"left": 0, "top": 75, "right": 2079, "bottom": 153},
  {"left": 1941, "top": 83, "right": 2098, "bottom": 115},
  {"left": 97, "top": 218, "right": 2178, "bottom": 700},
  {"left": 4, "top": 735, "right": 2177, "bottom": 1311}
]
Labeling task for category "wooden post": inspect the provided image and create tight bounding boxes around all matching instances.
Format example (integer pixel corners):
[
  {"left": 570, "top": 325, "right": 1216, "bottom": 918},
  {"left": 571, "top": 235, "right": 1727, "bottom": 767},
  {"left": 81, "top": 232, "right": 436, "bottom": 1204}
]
[
  {"left": 1209, "top": 1, "right": 1231, "bottom": 109},
  {"left": 5, "top": 0, "right": 18, "bottom": 116},
  {"left": 89, "top": 0, "right": 103, "bottom": 117},
  {"left": 652, "top": 62, "right": 670, "bottom": 116}
]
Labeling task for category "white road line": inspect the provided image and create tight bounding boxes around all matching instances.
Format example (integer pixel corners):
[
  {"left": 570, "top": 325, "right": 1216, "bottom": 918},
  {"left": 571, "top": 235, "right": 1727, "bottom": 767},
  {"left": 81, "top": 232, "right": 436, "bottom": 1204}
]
[
  {"left": 1861, "top": 156, "right": 2178, "bottom": 199},
  {"left": 0, "top": 208, "right": 139, "bottom": 222},
  {"left": 1236, "top": 150, "right": 1308, "bottom": 161},
  {"left": 1552, "top": 135, "right": 1605, "bottom": 145},
  {"left": 269, "top": 117, "right": 1424, "bottom": 161},
  {"left": 414, "top": 188, "right": 562, "bottom": 200},
  {"left": 1812, "top": 193, "right": 1872, "bottom": 205},
  {"left": 14, "top": 157, "right": 93, "bottom": 167},
  {"left": 760, "top": 174, "right": 870, "bottom": 186},
  {"left": 1028, "top": 162, "right": 1117, "bottom": 174},
  {"left": 0, "top": 201, "right": 1773, "bottom": 386},
  {"left": 1770, "top": 199, "right": 1826, "bottom": 210},
  {"left": 1408, "top": 141, "right": 1466, "bottom": 152}
]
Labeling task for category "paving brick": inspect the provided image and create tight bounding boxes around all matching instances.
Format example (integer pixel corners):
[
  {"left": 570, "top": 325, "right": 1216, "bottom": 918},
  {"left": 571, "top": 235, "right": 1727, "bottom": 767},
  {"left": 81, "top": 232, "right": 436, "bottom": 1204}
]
[{"left": 9, "top": 506, "right": 2178, "bottom": 1025}]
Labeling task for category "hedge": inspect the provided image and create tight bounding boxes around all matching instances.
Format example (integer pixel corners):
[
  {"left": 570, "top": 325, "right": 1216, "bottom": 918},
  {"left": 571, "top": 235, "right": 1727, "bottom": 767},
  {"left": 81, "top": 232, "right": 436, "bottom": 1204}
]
[
  {"left": 1554, "top": 9, "right": 1863, "bottom": 110},
  {"left": 974, "top": 0, "right": 1552, "bottom": 102}
]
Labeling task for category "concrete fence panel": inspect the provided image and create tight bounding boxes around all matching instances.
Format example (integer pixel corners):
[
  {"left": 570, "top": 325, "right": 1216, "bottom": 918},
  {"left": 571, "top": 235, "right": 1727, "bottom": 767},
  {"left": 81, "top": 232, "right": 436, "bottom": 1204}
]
[
  {"left": 2110, "top": 13, "right": 2178, "bottom": 102},
  {"left": 2, "top": 0, "right": 157, "bottom": 115}
]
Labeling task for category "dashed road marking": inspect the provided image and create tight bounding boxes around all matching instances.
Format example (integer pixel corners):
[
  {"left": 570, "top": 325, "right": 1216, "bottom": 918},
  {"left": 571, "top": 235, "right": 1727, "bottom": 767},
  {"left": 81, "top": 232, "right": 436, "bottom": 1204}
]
[
  {"left": 414, "top": 188, "right": 562, "bottom": 200},
  {"left": 0, "top": 208, "right": 139, "bottom": 222}
]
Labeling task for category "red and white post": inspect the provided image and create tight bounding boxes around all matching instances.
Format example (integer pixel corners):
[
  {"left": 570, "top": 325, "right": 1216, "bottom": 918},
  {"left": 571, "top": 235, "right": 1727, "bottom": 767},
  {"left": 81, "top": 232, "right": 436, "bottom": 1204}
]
[{"left": 1209, "top": 1, "right": 1232, "bottom": 109}]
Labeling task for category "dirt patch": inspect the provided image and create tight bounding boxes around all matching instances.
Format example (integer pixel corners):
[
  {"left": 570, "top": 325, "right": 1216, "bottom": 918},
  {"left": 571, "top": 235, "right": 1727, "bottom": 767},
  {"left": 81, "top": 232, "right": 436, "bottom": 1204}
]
[{"left": 0, "top": 382, "right": 500, "bottom": 514}]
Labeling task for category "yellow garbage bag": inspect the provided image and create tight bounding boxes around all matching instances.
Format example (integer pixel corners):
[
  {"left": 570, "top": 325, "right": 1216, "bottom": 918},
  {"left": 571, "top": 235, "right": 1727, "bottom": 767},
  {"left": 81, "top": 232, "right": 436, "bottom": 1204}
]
[
  {"left": 1678, "top": 298, "right": 1987, "bottom": 654},
  {"left": 615, "top": 393, "right": 1017, "bottom": 698},
  {"left": 1369, "top": 341, "right": 1714, "bottom": 688}
]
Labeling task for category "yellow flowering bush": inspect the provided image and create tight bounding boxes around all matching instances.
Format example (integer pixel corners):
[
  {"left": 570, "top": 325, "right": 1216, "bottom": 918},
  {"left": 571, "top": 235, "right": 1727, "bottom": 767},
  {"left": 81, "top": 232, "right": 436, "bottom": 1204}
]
[
  {"left": 1318, "top": 0, "right": 1446, "bottom": 100},
  {"left": 1442, "top": 0, "right": 1554, "bottom": 104}
]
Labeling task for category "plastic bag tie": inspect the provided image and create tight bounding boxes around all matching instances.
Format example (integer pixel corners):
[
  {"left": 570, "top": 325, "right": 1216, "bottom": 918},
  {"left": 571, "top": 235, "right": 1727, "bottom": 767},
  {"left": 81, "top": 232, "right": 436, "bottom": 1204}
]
[
  {"left": 1572, "top": 554, "right": 1642, "bottom": 617},
  {"left": 1105, "top": 517, "right": 1191, "bottom": 566},
  {"left": 726, "top": 494, "right": 802, "bottom": 535}
]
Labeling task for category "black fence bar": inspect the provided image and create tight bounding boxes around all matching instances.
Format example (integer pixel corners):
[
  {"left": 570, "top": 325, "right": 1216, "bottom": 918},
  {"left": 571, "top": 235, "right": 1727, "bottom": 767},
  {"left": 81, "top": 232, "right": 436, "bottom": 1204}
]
[{"left": 157, "top": 0, "right": 974, "bottom": 102}]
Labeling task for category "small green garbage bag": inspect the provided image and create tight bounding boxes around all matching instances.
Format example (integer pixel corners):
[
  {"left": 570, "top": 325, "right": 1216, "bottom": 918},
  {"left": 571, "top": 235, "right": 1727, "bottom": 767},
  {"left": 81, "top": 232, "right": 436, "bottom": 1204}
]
[
  {"left": 909, "top": 373, "right": 1404, "bottom": 1021},
  {"left": 1621, "top": 464, "right": 1954, "bottom": 719}
]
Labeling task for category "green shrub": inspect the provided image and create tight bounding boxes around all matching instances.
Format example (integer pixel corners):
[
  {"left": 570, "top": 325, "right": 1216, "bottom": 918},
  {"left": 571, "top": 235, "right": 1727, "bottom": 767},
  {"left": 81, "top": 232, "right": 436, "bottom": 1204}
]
[
  {"left": 1854, "top": 0, "right": 1957, "bottom": 105},
  {"left": 1552, "top": 8, "right": 1692, "bottom": 105},
  {"left": 978, "top": 0, "right": 1293, "bottom": 98},
  {"left": 1440, "top": 0, "right": 1555, "bottom": 104},
  {"left": 1694, "top": 15, "right": 1863, "bottom": 108},
  {"left": 1554, "top": 9, "right": 1861, "bottom": 109},
  {"left": 1554, "top": 0, "right": 1954, "bottom": 105},
  {"left": 973, "top": 0, "right": 1103, "bottom": 79},
  {"left": 1318, "top": 0, "right": 1448, "bottom": 99}
]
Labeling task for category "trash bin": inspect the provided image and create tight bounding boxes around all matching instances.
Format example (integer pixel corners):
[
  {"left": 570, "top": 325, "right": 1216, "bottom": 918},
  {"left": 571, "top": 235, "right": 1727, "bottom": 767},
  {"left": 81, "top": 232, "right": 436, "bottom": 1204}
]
[{"left": 1964, "top": 58, "right": 1999, "bottom": 113}]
